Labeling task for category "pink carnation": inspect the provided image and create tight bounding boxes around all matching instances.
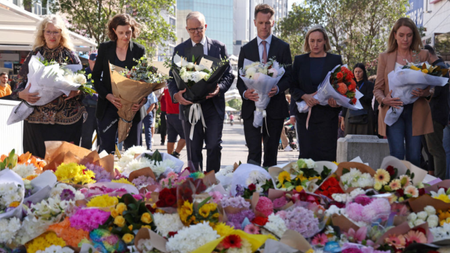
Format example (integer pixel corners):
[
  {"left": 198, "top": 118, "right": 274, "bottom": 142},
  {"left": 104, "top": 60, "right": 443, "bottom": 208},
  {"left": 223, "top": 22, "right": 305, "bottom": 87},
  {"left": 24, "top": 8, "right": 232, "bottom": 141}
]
[
  {"left": 255, "top": 196, "right": 273, "bottom": 217},
  {"left": 244, "top": 223, "right": 260, "bottom": 234},
  {"left": 70, "top": 208, "right": 110, "bottom": 231},
  {"left": 209, "top": 191, "right": 223, "bottom": 203},
  {"left": 273, "top": 197, "right": 288, "bottom": 209}
]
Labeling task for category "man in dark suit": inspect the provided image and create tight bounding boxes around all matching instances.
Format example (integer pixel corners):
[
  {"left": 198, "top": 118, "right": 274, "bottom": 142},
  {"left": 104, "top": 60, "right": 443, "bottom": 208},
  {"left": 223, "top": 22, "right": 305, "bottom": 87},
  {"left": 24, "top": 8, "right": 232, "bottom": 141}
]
[
  {"left": 237, "top": 4, "right": 292, "bottom": 167},
  {"left": 168, "top": 11, "right": 234, "bottom": 172}
]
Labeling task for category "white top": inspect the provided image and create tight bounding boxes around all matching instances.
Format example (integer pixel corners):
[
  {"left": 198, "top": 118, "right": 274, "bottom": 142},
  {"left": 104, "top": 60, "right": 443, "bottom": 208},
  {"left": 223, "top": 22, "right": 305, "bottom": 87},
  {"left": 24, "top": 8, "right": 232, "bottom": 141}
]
[{"left": 191, "top": 36, "right": 208, "bottom": 55}]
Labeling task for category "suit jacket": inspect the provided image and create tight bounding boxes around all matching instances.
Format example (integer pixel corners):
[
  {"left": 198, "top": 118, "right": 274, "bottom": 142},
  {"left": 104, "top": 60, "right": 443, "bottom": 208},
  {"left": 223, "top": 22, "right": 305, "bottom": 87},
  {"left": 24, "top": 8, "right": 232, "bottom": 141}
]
[
  {"left": 290, "top": 53, "right": 343, "bottom": 120},
  {"left": 168, "top": 37, "right": 234, "bottom": 120},
  {"left": 373, "top": 49, "right": 433, "bottom": 136},
  {"left": 429, "top": 58, "right": 449, "bottom": 127},
  {"left": 237, "top": 36, "right": 292, "bottom": 120},
  {"left": 92, "top": 40, "right": 146, "bottom": 121}
]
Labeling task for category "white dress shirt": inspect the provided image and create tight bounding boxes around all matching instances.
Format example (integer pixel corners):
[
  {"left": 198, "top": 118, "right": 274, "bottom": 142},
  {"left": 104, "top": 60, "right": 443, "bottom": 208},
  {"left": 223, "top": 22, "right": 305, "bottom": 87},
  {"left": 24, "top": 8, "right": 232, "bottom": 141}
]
[{"left": 257, "top": 34, "right": 272, "bottom": 62}]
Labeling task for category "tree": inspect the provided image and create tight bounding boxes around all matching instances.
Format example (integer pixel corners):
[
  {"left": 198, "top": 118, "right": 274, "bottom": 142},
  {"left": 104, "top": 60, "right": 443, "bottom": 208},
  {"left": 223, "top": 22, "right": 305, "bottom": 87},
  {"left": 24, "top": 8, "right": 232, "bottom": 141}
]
[
  {"left": 47, "top": 0, "right": 176, "bottom": 55},
  {"left": 277, "top": 0, "right": 408, "bottom": 73},
  {"left": 275, "top": 3, "right": 313, "bottom": 59},
  {"left": 226, "top": 98, "right": 242, "bottom": 111}
]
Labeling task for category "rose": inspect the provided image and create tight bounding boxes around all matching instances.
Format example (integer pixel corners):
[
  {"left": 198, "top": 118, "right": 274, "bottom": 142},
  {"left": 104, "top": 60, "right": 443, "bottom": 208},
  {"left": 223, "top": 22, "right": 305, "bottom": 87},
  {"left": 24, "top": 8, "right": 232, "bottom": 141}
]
[
  {"left": 252, "top": 216, "right": 268, "bottom": 226},
  {"left": 248, "top": 184, "right": 256, "bottom": 191},
  {"left": 114, "top": 215, "right": 126, "bottom": 227},
  {"left": 111, "top": 209, "right": 119, "bottom": 218},
  {"left": 141, "top": 213, "right": 153, "bottom": 224},
  {"left": 165, "top": 194, "right": 177, "bottom": 207},
  {"left": 414, "top": 219, "right": 425, "bottom": 227},
  {"left": 386, "top": 166, "right": 396, "bottom": 176},
  {"left": 424, "top": 206, "right": 436, "bottom": 215},
  {"left": 122, "top": 233, "right": 134, "bottom": 244},
  {"left": 116, "top": 203, "right": 127, "bottom": 215},
  {"left": 336, "top": 72, "right": 344, "bottom": 80}
]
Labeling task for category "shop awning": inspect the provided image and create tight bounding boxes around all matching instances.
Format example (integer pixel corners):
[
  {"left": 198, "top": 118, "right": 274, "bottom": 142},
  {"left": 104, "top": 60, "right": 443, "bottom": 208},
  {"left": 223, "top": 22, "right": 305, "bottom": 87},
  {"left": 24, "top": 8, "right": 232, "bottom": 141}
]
[{"left": 0, "top": 1, "right": 96, "bottom": 52}]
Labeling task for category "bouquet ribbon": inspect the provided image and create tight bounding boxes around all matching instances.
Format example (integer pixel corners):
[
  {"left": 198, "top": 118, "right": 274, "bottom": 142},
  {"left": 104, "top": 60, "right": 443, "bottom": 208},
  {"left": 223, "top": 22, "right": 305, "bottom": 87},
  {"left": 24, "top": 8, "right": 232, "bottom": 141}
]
[
  {"left": 255, "top": 108, "right": 270, "bottom": 136},
  {"left": 188, "top": 103, "right": 207, "bottom": 140}
]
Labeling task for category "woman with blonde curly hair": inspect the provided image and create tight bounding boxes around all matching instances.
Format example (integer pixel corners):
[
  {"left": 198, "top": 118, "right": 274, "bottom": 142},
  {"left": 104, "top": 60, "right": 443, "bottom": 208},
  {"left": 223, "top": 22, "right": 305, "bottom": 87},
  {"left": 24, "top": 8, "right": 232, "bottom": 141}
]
[{"left": 10, "top": 14, "right": 85, "bottom": 158}]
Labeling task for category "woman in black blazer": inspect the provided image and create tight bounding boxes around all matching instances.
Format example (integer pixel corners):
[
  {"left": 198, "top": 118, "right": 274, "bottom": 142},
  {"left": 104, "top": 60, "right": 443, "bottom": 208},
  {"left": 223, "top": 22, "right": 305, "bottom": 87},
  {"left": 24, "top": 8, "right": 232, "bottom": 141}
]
[
  {"left": 93, "top": 14, "right": 146, "bottom": 153},
  {"left": 290, "top": 25, "right": 343, "bottom": 161}
]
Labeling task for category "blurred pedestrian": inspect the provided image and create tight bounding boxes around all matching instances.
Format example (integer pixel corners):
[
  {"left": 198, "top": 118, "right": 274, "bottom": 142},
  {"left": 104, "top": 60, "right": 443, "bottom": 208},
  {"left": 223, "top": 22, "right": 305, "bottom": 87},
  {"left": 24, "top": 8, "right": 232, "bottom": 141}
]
[
  {"left": 80, "top": 53, "right": 98, "bottom": 150},
  {"left": 164, "top": 88, "right": 185, "bottom": 158},
  {"left": 0, "top": 72, "right": 12, "bottom": 98},
  {"left": 143, "top": 92, "right": 157, "bottom": 150},
  {"left": 159, "top": 91, "right": 167, "bottom": 145}
]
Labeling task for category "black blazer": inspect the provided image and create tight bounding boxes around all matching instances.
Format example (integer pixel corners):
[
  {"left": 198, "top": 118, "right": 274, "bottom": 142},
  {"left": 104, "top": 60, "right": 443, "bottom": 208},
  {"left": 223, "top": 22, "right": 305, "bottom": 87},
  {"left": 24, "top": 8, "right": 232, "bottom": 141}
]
[
  {"left": 168, "top": 37, "right": 234, "bottom": 120},
  {"left": 429, "top": 58, "right": 449, "bottom": 127},
  {"left": 92, "top": 40, "right": 146, "bottom": 120},
  {"left": 237, "top": 36, "right": 292, "bottom": 120}
]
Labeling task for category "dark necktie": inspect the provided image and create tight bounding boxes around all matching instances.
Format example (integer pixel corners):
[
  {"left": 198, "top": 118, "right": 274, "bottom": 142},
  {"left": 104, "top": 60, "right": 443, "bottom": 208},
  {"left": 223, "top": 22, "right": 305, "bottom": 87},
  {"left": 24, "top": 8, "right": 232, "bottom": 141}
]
[{"left": 192, "top": 43, "right": 204, "bottom": 60}]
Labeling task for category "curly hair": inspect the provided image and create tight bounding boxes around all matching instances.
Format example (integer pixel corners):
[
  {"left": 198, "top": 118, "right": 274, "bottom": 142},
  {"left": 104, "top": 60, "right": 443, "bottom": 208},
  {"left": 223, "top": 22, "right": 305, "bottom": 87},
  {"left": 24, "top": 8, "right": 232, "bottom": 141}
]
[
  {"left": 107, "top": 14, "right": 141, "bottom": 41},
  {"left": 33, "top": 14, "right": 74, "bottom": 51}
]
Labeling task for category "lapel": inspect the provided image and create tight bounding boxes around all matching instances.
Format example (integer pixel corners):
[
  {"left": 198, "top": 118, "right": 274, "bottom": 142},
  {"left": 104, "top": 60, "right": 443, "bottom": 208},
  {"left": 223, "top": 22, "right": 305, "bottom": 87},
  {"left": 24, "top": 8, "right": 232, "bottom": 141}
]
[
  {"left": 385, "top": 52, "right": 396, "bottom": 90},
  {"left": 267, "top": 35, "right": 277, "bottom": 59},
  {"left": 206, "top": 37, "right": 216, "bottom": 57},
  {"left": 301, "top": 54, "right": 312, "bottom": 85},
  {"left": 321, "top": 53, "right": 334, "bottom": 79},
  {"left": 107, "top": 41, "right": 116, "bottom": 64},
  {"left": 184, "top": 39, "right": 193, "bottom": 60},
  {"left": 249, "top": 38, "right": 260, "bottom": 62}
]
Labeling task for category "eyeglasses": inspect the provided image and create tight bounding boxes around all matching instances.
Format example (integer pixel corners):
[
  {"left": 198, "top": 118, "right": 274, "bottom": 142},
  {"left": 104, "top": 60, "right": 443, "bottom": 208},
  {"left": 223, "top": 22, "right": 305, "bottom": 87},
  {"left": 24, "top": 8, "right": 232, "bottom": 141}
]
[
  {"left": 44, "top": 30, "right": 61, "bottom": 36},
  {"left": 187, "top": 27, "right": 204, "bottom": 33}
]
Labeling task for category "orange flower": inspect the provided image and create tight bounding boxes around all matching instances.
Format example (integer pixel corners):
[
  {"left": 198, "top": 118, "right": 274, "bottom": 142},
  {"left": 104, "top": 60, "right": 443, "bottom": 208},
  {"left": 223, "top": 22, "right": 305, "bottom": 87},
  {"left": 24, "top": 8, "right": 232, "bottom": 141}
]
[
  {"left": 18, "top": 152, "right": 32, "bottom": 164},
  {"left": 336, "top": 72, "right": 344, "bottom": 81},
  {"left": 337, "top": 82, "right": 348, "bottom": 95},
  {"left": 48, "top": 217, "right": 89, "bottom": 247},
  {"left": 348, "top": 80, "right": 357, "bottom": 91}
]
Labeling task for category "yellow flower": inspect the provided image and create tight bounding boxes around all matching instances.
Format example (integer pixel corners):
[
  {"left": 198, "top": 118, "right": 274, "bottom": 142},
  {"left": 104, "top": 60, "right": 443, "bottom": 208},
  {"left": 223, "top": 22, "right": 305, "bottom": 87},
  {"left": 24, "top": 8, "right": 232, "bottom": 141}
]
[
  {"left": 295, "top": 185, "right": 304, "bottom": 192},
  {"left": 374, "top": 169, "right": 390, "bottom": 185},
  {"left": 111, "top": 209, "right": 119, "bottom": 218},
  {"left": 54, "top": 162, "right": 96, "bottom": 185},
  {"left": 278, "top": 171, "right": 291, "bottom": 184},
  {"left": 114, "top": 215, "right": 126, "bottom": 227},
  {"left": 306, "top": 249, "right": 314, "bottom": 253},
  {"left": 411, "top": 65, "right": 420, "bottom": 70},
  {"left": 111, "top": 178, "right": 133, "bottom": 185},
  {"left": 374, "top": 181, "right": 382, "bottom": 191},
  {"left": 422, "top": 69, "right": 429, "bottom": 74},
  {"left": 116, "top": 203, "right": 128, "bottom": 215},
  {"left": 199, "top": 204, "right": 211, "bottom": 218},
  {"left": 87, "top": 195, "right": 119, "bottom": 208},
  {"left": 128, "top": 224, "right": 133, "bottom": 231},
  {"left": 122, "top": 233, "right": 134, "bottom": 244},
  {"left": 179, "top": 201, "right": 193, "bottom": 222},
  {"left": 141, "top": 212, "right": 153, "bottom": 224},
  {"left": 214, "top": 223, "right": 235, "bottom": 237},
  {"left": 142, "top": 225, "right": 152, "bottom": 229},
  {"left": 212, "top": 213, "right": 220, "bottom": 219},
  {"left": 435, "top": 194, "right": 450, "bottom": 203},
  {"left": 206, "top": 202, "right": 217, "bottom": 212}
]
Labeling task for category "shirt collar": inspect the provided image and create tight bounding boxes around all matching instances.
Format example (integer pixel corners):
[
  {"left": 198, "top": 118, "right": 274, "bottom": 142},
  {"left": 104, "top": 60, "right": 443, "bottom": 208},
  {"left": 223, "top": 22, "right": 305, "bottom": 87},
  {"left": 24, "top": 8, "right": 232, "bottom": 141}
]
[
  {"left": 257, "top": 34, "right": 273, "bottom": 46},
  {"left": 191, "top": 36, "right": 207, "bottom": 47}
]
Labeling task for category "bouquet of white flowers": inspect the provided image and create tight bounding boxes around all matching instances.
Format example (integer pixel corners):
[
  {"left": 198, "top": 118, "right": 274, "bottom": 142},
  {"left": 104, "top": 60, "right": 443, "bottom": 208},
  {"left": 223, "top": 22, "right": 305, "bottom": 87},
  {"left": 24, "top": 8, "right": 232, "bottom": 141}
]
[
  {"left": 7, "top": 53, "right": 93, "bottom": 125},
  {"left": 384, "top": 62, "right": 449, "bottom": 126},
  {"left": 239, "top": 58, "right": 285, "bottom": 128},
  {"left": 171, "top": 54, "right": 230, "bottom": 139}
]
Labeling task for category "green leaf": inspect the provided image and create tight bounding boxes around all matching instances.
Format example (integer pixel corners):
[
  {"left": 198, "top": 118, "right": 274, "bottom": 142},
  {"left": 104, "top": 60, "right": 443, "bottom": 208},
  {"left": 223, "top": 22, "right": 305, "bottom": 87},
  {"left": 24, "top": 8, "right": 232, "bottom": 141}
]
[{"left": 342, "top": 168, "right": 350, "bottom": 175}]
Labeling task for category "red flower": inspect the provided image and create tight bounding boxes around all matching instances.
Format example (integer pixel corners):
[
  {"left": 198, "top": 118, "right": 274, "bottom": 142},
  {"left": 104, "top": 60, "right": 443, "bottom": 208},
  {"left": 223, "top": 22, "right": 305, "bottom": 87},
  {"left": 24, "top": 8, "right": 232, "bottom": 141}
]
[
  {"left": 248, "top": 184, "right": 256, "bottom": 191},
  {"left": 418, "top": 188, "right": 425, "bottom": 196},
  {"left": 168, "top": 231, "right": 178, "bottom": 237},
  {"left": 165, "top": 194, "right": 177, "bottom": 207},
  {"left": 337, "top": 82, "right": 348, "bottom": 95},
  {"left": 386, "top": 166, "right": 396, "bottom": 176},
  {"left": 351, "top": 98, "right": 357, "bottom": 105},
  {"left": 348, "top": 80, "right": 357, "bottom": 92},
  {"left": 336, "top": 72, "right": 344, "bottom": 80},
  {"left": 222, "top": 234, "right": 242, "bottom": 249},
  {"left": 396, "top": 188, "right": 405, "bottom": 196},
  {"left": 252, "top": 216, "right": 268, "bottom": 226},
  {"left": 146, "top": 204, "right": 156, "bottom": 213}
]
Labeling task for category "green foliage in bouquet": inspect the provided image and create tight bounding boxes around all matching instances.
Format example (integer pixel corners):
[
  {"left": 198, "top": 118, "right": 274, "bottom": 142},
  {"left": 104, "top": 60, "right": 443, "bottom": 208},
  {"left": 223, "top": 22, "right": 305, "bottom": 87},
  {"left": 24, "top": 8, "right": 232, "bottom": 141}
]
[
  {"left": 403, "top": 62, "right": 449, "bottom": 77},
  {"left": 0, "top": 149, "right": 16, "bottom": 170},
  {"left": 243, "top": 179, "right": 274, "bottom": 199},
  {"left": 121, "top": 57, "right": 169, "bottom": 84},
  {"left": 142, "top": 150, "right": 163, "bottom": 162}
]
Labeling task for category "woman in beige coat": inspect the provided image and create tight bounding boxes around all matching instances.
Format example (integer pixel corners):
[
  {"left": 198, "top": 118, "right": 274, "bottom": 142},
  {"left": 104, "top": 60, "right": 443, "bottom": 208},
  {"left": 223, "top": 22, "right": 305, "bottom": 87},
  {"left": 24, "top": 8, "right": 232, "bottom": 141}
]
[{"left": 374, "top": 17, "right": 433, "bottom": 167}]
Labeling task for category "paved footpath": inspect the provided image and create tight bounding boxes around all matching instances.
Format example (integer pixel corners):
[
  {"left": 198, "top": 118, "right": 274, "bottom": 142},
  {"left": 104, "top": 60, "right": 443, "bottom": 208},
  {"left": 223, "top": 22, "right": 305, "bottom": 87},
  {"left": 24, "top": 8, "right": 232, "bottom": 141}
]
[{"left": 146, "top": 121, "right": 299, "bottom": 170}]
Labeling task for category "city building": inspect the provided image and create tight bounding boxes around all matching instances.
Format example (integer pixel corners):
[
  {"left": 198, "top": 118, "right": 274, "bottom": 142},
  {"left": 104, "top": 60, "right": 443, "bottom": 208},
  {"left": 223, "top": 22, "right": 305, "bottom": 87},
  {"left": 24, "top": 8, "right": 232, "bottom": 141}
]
[
  {"left": 232, "top": 0, "right": 288, "bottom": 56},
  {"left": 176, "top": 0, "right": 233, "bottom": 52},
  {"left": 154, "top": 5, "right": 177, "bottom": 62},
  {"left": 408, "top": 0, "right": 450, "bottom": 62}
]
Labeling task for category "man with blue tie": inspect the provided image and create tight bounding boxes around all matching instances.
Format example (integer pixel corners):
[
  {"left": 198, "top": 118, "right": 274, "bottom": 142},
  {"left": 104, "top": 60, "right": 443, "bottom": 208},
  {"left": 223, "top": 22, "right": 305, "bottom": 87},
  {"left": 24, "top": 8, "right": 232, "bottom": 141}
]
[
  {"left": 237, "top": 4, "right": 292, "bottom": 167},
  {"left": 168, "top": 11, "right": 235, "bottom": 172}
]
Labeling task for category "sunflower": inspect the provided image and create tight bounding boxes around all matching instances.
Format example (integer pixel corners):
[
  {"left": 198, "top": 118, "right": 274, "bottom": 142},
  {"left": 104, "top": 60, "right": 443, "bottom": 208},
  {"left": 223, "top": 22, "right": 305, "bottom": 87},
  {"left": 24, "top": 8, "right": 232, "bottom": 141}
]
[
  {"left": 374, "top": 169, "right": 390, "bottom": 185},
  {"left": 278, "top": 171, "right": 291, "bottom": 184}
]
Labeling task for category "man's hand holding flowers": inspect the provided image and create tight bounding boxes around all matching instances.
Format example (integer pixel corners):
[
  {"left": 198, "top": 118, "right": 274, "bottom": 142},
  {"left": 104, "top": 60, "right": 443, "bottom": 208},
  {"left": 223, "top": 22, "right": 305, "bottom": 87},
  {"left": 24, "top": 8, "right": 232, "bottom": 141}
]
[
  {"left": 244, "top": 88, "right": 259, "bottom": 101},
  {"left": 268, "top": 86, "right": 278, "bottom": 97},
  {"left": 205, "top": 84, "right": 220, "bottom": 99},
  {"left": 174, "top": 88, "right": 193, "bottom": 105}
]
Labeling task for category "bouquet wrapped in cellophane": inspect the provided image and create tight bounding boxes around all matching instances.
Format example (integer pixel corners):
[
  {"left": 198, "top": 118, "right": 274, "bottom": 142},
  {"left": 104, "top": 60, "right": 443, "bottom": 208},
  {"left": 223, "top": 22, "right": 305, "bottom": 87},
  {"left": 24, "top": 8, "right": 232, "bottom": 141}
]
[
  {"left": 109, "top": 57, "right": 167, "bottom": 143},
  {"left": 239, "top": 58, "right": 285, "bottom": 128},
  {"left": 7, "top": 53, "right": 95, "bottom": 125},
  {"left": 384, "top": 61, "right": 449, "bottom": 126}
]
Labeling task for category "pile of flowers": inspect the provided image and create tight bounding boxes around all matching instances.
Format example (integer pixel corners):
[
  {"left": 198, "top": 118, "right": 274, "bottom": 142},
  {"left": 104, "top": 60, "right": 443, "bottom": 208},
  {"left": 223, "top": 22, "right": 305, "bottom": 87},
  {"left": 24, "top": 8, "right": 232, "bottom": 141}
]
[{"left": 1, "top": 146, "right": 448, "bottom": 252}]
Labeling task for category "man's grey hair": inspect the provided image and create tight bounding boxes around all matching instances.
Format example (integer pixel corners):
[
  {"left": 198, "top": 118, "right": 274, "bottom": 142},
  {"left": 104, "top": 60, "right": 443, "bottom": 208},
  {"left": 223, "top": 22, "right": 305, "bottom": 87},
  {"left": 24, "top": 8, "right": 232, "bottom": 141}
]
[{"left": 186, "top": 11, "right": 206, "bottom": 25}]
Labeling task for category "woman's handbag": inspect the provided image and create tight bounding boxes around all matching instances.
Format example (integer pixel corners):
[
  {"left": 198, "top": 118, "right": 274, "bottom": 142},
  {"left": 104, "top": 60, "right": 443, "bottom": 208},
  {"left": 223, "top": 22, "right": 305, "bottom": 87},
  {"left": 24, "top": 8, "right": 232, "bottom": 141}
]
[{"left": 348, "top": 108, "right": 368, "bottom": 124}]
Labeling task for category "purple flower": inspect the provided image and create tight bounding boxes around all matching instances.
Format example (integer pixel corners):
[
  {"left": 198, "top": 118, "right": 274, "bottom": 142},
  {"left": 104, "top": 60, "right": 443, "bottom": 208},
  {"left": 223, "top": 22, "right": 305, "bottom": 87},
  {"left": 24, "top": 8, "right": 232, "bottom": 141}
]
[
  {"left": 60, "top": 189, "right": 75, "bottom": 201},
  {"left": 354, "top": 195, "right": 373, "bottom": 206},
  {"left": 282, "top": 206, "right": 319, "bottom": 238},
  {"left": 226, "top": 209, "right": 255, "bottom": 229},
  {"left": 235, "top": 185, "right": 244, "bottom": 197},
  {"left": 86, "top": 163, "right": 112, "bottom": 182}
]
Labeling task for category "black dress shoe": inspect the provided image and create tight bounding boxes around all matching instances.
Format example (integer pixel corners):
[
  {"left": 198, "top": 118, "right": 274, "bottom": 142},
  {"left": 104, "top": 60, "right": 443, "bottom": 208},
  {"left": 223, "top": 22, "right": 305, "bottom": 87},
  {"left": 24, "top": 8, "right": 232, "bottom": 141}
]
[{"left": 172, "top": 151, "right": 180, "bottom": 158}]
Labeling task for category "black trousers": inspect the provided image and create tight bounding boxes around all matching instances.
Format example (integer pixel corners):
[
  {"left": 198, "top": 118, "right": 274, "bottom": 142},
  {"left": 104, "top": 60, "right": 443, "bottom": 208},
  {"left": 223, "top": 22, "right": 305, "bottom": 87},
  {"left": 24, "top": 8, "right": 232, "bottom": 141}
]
[
  {"left": 97, "top": 103, "right": 142, "bottom": 154},
  {"left": 244, "top": 116, "right": 284, "bottom": 167},
  {"left": 296, "top": 105, "right": 340, "bottom": 161},
  {"left": 160, "top": 111, "right": 167, "bottom": 144},
  {"left": 80, "top": 105, "right": 98, "bottom": 149},
  {"left": 23, "top": 119, "right": 82, "bottom": 159}
]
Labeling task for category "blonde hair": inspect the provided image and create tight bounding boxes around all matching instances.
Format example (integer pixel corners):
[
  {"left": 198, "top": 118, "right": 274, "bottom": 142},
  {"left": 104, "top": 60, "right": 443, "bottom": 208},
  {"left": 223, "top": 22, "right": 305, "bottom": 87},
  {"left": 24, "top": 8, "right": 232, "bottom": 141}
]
[
  {"left": 34, "top": 14, "right": 74, "bottom": 51},
  {"left": 387, "top": 17, "right": 422, "bottom": 53},
  {"left": 303, "top": 25, "right": 331, "bottom": 53}
]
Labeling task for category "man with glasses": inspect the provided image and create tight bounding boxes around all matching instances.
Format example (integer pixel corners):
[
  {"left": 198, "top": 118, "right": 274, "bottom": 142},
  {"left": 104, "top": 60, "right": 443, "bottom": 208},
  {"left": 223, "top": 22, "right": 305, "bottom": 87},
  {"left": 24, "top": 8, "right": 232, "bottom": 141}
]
[{"left": 168, "top": 11, "right": 234, "bottom": 172}]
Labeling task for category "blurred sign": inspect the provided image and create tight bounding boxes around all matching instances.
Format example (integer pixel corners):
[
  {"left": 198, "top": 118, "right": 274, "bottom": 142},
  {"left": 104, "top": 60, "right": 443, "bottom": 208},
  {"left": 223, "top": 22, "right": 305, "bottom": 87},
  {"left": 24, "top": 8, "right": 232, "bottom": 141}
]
[
  {"left": 407, "top": 0, "right": 424, "bottom": 27},
  {"left": 0, "top": 53, "right": 19, "bottom": 62}
]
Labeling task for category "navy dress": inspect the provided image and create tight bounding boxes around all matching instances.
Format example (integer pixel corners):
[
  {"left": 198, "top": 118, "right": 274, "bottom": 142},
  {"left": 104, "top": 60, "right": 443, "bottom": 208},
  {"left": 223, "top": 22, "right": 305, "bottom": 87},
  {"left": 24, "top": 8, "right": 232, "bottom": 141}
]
[{"left": 290, "top": 53, "right": 343, "bottom": 161}]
